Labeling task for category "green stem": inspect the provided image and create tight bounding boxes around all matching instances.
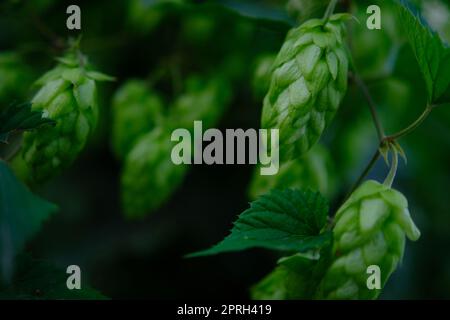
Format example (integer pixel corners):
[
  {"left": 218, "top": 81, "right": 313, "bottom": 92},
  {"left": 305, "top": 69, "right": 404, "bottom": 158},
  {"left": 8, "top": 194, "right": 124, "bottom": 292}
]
[
  {"left": 345, "top": 147, "right": 381, "bottom": 200},
  {"left": 353, "top": 72, "right": 385, "bottom": 141},
  {"left": 386, "top": 104, "right": 434, "bottom": 140},
  {"left": 383, "top": 146, "right": 398, "bottom": 188},
  {"left": 323, "top": 0, "right": 339, "bottom": 23}
]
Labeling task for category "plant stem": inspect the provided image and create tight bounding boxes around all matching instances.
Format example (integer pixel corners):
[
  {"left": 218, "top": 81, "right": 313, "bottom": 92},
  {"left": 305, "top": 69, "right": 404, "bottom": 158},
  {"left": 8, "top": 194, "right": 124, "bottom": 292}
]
[
  {"left": 386, "top": 104, "right": 434, "bottom": 140},
  {"left": 353, "top": 72, "right": 385, "bottom": 141},
  {"left": 345, "top": 147, "right": 381, "bottom": 200},
  {"left": 383, "top": 144, "right": 398, "bottom": 188},
  {"left": 323, "top": 0, "right": 339, "bottom": 22},
  {"left": 346, "top": 102, "right": 435, "bottom": 199}
]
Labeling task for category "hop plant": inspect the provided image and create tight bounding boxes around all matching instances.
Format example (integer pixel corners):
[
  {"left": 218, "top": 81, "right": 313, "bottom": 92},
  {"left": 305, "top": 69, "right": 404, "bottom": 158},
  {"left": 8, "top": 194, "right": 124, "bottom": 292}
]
[
  {"left": 111, "top": 80, "right": 164, "bottom": 159},
  {"left": 121, "top": 128, "right": 188, "bottom": 218},
  {"left": 261, "top": 14, "right": 349, "bottom": 162},
  {"left": 316, "top": 180, "right": 420, "bottom": 299},
  {"left": 248, "top": 144, "right": 334, "bottom": 200},
  {"left": 20, "top": 50, "right": 112, "bottom": 184}
]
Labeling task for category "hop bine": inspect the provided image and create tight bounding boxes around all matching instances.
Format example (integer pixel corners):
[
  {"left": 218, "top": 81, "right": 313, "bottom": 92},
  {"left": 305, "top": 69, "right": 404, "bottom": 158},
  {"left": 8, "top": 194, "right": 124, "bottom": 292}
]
[
  {"left": 316, "top": 180, "right": 420, "bottom": 299},
  {"left": 19, "top": 50, "right": 113, "bottom": 184},
  {"left": 261, "top": 14, "right": 349, "bottom": 162}
]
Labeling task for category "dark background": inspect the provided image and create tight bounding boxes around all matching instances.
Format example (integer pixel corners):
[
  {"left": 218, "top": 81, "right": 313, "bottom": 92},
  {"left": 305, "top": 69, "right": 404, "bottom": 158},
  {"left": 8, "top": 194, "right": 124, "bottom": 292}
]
[{"left": 1, "top": 0, "right": 450, "bottom": 299}]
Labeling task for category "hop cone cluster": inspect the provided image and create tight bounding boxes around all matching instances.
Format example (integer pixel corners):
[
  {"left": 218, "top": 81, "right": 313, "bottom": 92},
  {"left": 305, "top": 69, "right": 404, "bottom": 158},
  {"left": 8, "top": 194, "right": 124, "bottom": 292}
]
[
  {"left": 121, "top": 75, "right": 231, "bottom": 217},
  {"left": 20, "top": 51, "right": 111, "bottom": 184},
  {"left": 261, "top": 14, "right": 349, "bottom": 161},
  {"left": 121, "top": 128, "right": 188, "bottom": 218},
  {"left": 111, "top": 80, "right": 163, "bottom": 159},
  {"left": 316, "top": 180, "right": 420, "bottom": 299}
]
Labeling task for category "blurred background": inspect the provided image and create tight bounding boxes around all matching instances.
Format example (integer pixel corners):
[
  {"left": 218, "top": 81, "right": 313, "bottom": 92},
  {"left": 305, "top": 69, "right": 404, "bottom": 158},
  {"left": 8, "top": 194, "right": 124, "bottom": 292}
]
[{"left": 0, "top": 0, "right": 449, "bottom": 299}]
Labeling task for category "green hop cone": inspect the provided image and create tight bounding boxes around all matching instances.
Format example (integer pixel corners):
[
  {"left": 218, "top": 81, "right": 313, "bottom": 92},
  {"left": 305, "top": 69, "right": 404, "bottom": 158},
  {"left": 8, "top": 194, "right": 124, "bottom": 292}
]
[
  {"left": 121, "top": 75, "right": 231, "bottom": 218},
  {"left": 111, "top": 80, "right": 164, "bottom": 159},
  {"left": 261, "top": 14, "right": 349, "bottom": 162},
  {"left": 121, "top": 128, "right": 188, "bottom": 218},
  {"left": 248, "top": 144, "right": 334, "bottom": 200},
  {"left": 20, "top": 50, "right": 112, "bottom": 184},
  {"left": 168, "top": 75, "right": 232, "bottom": 130},
  {"left": 316, "top": 180, "right": 420, "bottom": 299},
  {"left": 251, "top": 266, "right": 308, "bottom": 300},
  {"left": 252, "top": 251, "right": 328, "bottom": 300}
]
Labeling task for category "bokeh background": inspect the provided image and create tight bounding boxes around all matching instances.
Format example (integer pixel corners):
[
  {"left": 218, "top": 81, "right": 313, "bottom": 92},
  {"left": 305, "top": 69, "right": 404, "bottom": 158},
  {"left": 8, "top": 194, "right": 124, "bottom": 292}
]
[{"left": 1, "top": 0, "right": 450, "bottom": 299}]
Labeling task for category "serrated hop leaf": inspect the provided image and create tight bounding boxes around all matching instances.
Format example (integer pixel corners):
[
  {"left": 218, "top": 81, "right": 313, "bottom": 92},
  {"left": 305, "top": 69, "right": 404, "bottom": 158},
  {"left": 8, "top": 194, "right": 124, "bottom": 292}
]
[
  {"left": 248, "top": 144, "right": 334, "bottom": 200},
  {"left": 20, "top": 51, "right": 112, "bottom": 184},
  {"left": 121, "top": 128, "right": 188, "bottom": 218},
  {"left": 316, "top": 180, "right": 420, "bottom": 300},
  {"left": 261, "top": 14, "right": 350, "bottom": 162},
  {"left": 167, "top": 75, "right": 232, "bottom": 130},
  {"left": 111, "top": 80, "right": 164, "bottom": 160}
]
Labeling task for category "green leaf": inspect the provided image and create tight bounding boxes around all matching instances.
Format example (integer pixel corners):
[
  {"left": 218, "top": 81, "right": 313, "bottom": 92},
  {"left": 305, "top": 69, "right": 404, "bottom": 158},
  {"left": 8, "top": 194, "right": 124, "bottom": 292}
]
[
  {"left": 396, "top": 0, "right": 450, "bottom": 103},
  {"left": 0, "top": 161, "right": 58, "bottom": 282},
  {"left": 0, "top": 102, "right": 55, "bottom": 144},
  {"left": 187, "top": 189, "right": 331, "bottom": 257},
  {"left": 214, "top": 0, "right": 295, "bottom": 27},
  {"left": 0, "top": 255, "right": 107, "bottom": 300}
]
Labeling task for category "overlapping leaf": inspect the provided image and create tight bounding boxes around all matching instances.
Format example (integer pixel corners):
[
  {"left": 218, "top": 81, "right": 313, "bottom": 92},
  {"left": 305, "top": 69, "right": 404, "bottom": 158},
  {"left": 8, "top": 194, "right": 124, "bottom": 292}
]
[
  {"left": 0, "top": 161, "right": 57, "bottom": 282},
  {"left": 397, "top": 0, "right": 450, "bottom": 103},
  {"left": 188, "top": 189, "right": 331, "bottom": 257},
  {"left": 0, "top": 103, "right": 54, "bottom": 144}
]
